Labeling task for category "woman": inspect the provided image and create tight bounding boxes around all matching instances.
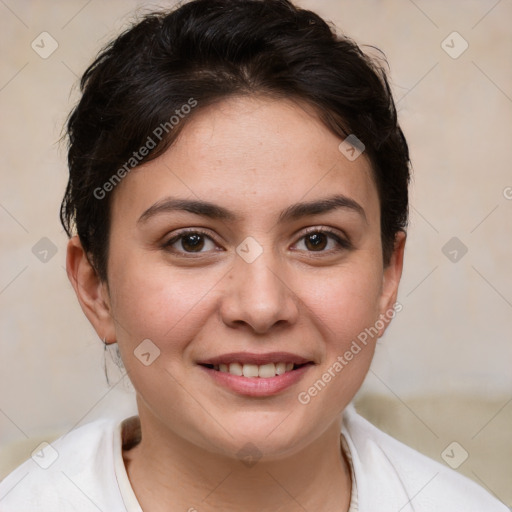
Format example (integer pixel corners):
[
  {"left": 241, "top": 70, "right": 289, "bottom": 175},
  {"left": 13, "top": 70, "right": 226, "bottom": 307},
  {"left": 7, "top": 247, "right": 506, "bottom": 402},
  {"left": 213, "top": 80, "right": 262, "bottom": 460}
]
[{"left": 0, "top": 0, "right": 507, "bottom": 510}]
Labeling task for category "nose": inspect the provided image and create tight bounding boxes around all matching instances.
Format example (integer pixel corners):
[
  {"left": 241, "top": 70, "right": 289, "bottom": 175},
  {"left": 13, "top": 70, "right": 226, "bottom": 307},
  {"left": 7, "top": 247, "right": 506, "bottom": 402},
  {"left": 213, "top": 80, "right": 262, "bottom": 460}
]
[{"left": 219, "top": 248, "right": 300, "bottom": 334}]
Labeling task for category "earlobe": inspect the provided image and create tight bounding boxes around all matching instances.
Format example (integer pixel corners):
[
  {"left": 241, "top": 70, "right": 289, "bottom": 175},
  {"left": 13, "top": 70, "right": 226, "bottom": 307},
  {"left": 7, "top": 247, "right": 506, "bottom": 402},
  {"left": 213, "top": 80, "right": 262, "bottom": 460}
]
[
  {"left": 377, "top": 230, "right": 406, "bottom": 335},
  {"left": 66, "top": 235, "right": 116, "bottom": 343}
]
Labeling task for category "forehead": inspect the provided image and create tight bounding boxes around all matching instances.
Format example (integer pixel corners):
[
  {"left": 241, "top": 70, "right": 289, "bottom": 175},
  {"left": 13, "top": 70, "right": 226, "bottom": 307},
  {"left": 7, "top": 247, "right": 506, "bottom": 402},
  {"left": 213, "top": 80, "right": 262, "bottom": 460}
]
[{"left": 111, "top": 96, "right": 379, "bottom": 226}]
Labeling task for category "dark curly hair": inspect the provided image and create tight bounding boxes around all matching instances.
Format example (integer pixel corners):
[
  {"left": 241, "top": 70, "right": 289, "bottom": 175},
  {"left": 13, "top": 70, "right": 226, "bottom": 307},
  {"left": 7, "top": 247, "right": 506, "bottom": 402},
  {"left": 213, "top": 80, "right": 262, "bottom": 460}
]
[{"left": 60, "top": 0, "right": 411, "bottom": 282}]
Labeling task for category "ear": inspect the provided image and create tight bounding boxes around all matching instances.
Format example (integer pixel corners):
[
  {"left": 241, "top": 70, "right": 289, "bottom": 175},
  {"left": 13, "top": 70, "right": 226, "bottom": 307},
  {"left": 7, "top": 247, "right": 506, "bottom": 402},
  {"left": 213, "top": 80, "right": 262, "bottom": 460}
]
[
  {"left": 66, "top": 235, "right": 116, "bottom": 343},
  {"left": 377, "top": 230, "right": 406, "bottom": 336}
]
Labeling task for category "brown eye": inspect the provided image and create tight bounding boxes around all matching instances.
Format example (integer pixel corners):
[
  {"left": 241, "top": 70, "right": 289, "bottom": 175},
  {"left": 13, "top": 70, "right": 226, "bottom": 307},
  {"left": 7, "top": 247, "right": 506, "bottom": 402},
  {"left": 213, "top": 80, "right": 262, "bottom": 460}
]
[
  {"left": 304, "top": 232, "right": 328, "bottom": 251},
  {"left": 294, "top": 228, "right": 351, "bottom": 254},
  {"left": 163, "top": 230, "right": 218, "bottom": 255},
  {"left": 180, "top": 233, "right": 205, "bottom": 252}
]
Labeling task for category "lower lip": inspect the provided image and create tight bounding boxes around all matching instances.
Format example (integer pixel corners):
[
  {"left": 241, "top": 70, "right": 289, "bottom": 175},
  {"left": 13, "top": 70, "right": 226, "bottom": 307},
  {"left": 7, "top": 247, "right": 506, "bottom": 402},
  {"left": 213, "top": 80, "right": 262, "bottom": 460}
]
[{"left": 199, "top": 364, "right": 313, "bottom": 397}]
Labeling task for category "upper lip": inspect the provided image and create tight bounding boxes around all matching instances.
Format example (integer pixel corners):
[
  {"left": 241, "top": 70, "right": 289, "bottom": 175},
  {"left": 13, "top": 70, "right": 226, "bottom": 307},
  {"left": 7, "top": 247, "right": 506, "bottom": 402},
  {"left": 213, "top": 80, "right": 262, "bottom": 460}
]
[{"left": 198, "top": 352, "right": 313, "bottom": 366}]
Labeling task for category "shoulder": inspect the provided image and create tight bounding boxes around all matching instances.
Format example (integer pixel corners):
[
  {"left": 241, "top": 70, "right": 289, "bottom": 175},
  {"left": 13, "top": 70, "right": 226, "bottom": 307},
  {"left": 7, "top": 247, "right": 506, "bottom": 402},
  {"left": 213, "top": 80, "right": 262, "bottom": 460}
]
[
  {"left": 342, "top": 403, "right": 509, "bottom": 512},
  {"left": 0, "top": 417, "right": 127, "bottom": 512}
]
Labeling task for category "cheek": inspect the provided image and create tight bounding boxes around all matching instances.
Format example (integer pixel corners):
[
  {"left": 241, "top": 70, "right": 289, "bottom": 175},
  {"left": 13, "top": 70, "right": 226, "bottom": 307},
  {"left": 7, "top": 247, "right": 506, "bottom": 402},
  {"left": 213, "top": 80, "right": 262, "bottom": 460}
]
[
  {"left": 108, "top": 262, "right": 215, "bottom": 398},
  {"left": 108, "top": 256, "right": 220, "bottom": 351},
  {"left": 293, "top": 269, "right": 382, "bottom": 417},
  {"left": 304, "top": 265, "right": 382, "bottom": 347}
]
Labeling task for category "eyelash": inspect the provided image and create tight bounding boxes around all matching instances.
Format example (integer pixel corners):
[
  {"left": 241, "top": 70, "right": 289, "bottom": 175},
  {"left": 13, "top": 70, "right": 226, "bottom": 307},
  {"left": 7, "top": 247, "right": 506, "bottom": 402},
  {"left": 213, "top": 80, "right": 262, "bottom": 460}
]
[{"left": 162, "top": 227, "right": 352, "bottom": 257}]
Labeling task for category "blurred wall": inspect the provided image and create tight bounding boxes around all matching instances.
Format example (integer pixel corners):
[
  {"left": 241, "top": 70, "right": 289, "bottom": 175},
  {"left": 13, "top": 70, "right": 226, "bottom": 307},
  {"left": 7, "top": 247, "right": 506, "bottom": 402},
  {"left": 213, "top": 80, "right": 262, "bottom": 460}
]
[{"left": 1, "top": 0, "right": 511, "bottom": 498}]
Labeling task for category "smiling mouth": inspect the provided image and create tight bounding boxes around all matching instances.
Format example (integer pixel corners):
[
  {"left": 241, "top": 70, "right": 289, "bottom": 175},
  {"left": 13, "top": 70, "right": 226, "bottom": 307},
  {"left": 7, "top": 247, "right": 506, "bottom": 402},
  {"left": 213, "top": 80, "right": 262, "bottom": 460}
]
[{"left": 200, "top": 362, "right": 312, "bottom": 378}]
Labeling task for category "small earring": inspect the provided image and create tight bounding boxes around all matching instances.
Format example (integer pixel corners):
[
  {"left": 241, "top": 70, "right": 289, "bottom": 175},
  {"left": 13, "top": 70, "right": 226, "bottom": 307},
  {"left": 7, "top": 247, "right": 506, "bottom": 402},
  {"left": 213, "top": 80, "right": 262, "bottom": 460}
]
[{"left": 102, "top": 337, "right": 124, "bottom": 386}]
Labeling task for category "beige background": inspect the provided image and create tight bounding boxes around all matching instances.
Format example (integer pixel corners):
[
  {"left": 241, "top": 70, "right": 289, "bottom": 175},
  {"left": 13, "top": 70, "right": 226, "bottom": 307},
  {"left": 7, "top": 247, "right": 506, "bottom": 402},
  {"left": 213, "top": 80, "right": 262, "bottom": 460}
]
[{"left": 1, "top": 0, "right": 511, "bottom": 506}]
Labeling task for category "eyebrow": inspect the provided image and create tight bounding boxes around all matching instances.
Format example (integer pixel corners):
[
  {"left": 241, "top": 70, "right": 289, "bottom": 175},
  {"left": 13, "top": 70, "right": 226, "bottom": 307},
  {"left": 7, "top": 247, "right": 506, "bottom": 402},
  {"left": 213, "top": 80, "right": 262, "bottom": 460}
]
[{"left": 137, "top": 194, "right": 367, "bottom": 225}]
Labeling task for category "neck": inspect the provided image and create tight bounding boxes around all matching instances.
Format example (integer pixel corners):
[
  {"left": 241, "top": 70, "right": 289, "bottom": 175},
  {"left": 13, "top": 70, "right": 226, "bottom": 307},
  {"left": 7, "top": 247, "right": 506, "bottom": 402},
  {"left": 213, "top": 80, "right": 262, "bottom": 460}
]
[{"left": 123, "top": 402, "right": 352, "bottom": 512}]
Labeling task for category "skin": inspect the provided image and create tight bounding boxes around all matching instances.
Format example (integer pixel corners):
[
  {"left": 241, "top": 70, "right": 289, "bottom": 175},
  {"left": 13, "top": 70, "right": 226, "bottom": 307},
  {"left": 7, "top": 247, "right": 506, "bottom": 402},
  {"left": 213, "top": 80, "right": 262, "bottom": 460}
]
[{"left": 67, "top": 96, "right": 406, "bottom": 512}]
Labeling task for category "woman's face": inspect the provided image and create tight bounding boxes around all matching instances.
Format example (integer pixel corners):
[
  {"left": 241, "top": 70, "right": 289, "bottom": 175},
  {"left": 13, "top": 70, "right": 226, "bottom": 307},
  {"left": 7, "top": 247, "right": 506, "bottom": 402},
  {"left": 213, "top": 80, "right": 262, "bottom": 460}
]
[{"left": 75, "top": 96, "right": 404, "bottom": 459}]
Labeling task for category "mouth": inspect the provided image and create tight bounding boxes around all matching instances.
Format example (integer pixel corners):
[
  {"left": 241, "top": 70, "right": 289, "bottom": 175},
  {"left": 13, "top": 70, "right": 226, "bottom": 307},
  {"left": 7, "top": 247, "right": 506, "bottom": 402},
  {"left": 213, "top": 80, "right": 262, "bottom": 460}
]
[
  {"left": 197, "top": 352, "right": 315, "bottom": 396},
  {"left": 200, "top": 361, "right": 311, "bottom": 378}
]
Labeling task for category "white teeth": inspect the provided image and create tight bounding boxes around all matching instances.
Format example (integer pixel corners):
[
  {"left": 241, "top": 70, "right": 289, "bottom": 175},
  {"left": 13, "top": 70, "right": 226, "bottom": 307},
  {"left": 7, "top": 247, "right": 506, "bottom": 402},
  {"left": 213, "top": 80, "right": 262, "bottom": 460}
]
[
  {"left": 275, "top": 362, "right": 287, "bottom": 375},
  {"left": 215, "top": 362, "right": 299, "bottom": 378},
  {"left": 228, "top": 362, "right": 243, "bottom": 376},
  {"left": 258, "top": 363, "right": 276, "bottom": 378},
  {"left": 242, "top": 364, "right": 259, "bottom": 378}
]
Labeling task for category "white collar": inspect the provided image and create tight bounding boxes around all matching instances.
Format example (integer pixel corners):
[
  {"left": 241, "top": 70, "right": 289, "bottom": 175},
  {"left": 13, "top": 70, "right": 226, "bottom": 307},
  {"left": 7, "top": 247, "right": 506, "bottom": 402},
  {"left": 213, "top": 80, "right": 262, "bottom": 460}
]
[{"left": 113, "top": 414, "right": 358, "bottom": 511}]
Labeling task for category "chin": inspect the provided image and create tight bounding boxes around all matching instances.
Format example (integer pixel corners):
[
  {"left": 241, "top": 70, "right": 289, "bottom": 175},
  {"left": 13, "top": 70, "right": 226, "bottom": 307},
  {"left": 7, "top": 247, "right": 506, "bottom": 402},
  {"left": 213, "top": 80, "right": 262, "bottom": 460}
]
[{"left": 204, "top": 413, "right": 315, "bottom": 460}]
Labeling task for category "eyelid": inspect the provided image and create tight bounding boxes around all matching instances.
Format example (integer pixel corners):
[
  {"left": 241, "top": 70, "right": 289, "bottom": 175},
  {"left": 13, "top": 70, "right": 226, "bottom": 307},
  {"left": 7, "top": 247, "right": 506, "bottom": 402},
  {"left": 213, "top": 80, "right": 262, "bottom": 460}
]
[
  {"left": 300, "top": 225, "right": 349, "bottom": 241},
  {"left": 163, "top": 228, "right": 220, "bottom": 250},
  {"left": 295, "top": 226, "right": 352, "bottom": 251}
]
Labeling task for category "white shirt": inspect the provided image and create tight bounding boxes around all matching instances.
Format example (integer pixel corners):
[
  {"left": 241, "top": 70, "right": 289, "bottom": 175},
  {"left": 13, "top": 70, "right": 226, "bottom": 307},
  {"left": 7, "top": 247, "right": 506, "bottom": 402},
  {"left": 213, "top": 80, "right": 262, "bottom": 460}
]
[{"left": 0, "top": 403, "right": 507, "bottom": 511}]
